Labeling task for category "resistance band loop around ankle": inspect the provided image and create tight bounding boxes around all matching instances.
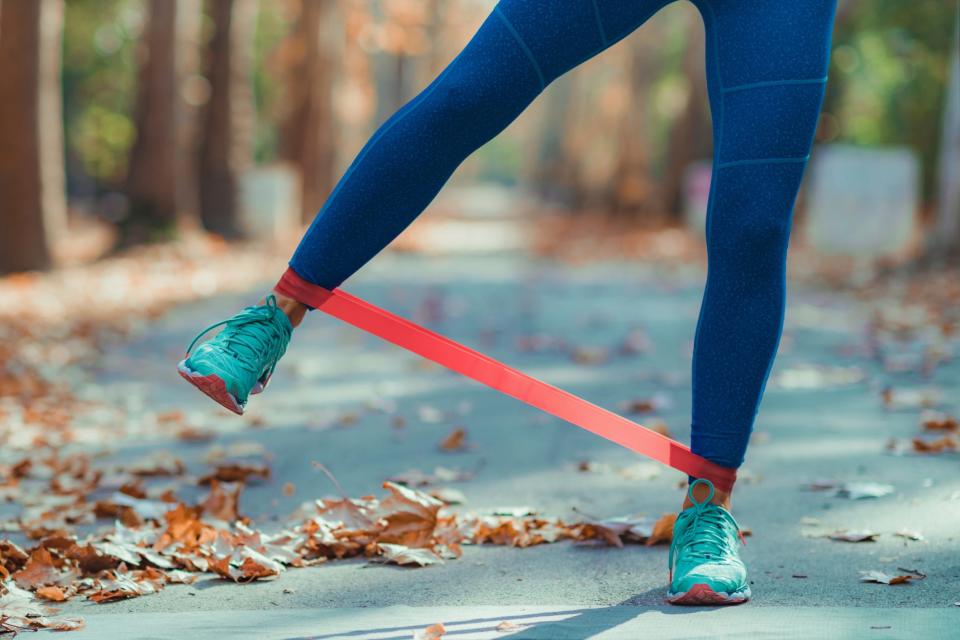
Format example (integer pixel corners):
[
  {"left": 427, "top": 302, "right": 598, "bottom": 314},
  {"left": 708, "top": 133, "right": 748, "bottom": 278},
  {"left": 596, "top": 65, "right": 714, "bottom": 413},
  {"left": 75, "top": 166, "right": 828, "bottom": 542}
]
[{"left": 275, "top": 268, "right": 736, "bottom": 492}]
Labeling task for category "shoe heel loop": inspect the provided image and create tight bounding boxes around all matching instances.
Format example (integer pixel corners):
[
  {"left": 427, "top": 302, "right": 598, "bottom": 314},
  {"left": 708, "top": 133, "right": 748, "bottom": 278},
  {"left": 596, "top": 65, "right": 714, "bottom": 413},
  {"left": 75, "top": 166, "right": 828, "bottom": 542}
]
[{"left": 687, "top": 478, "right": 715, "bottom": 506}]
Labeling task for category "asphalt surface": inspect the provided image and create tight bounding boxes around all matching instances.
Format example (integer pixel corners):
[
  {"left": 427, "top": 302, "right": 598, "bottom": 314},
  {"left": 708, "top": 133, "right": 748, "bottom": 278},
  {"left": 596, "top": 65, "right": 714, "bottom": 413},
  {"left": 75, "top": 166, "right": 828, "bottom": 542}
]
[{"left": 63, "top": 252, "right": 960, "bottom": 638}]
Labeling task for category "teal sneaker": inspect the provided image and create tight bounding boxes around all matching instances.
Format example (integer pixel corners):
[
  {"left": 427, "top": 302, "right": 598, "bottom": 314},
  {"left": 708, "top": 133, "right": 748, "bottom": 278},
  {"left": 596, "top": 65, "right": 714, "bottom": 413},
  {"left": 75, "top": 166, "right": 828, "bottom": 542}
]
[
  {"left": 667, "top": 478, "right": 750, "bottom": 605},
  {"left": 177, "top": 295, "right": 293, "bottom": 415}
]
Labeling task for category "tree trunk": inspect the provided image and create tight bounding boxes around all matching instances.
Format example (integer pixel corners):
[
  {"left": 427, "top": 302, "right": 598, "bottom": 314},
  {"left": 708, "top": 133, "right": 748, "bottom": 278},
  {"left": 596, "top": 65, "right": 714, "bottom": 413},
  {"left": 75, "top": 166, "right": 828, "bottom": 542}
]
[
  {"left": 930, "top": 15, "right": 960, "bottom": 258},
  {"left": 608, "top": 36, "right": 663, "bottom": 219},
  {"left": 198, "top": 0, "right": 258, "bottom": 239},
  {"left": 122, "top": 0, "right": 201, "bottom": 246},
  {"left": 533, "top": 74, "right": 584, "bottom": 206},
  {"left": 0, "top": 0, "right": 66, "bottom": 274},
  {"left": 662, "top": 9, "right": 712, "bottom": 219},
  {"left": 277, "top": 0, "right": 341, "bottom": 223}
]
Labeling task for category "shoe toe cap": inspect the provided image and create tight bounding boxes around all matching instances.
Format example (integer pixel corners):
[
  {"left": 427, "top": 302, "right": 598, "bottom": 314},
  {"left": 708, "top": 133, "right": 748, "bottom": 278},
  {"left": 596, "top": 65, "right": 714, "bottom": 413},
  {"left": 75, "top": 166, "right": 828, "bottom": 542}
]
[{"left": 673, "top": 564, "right": 746, "bottom": 595}]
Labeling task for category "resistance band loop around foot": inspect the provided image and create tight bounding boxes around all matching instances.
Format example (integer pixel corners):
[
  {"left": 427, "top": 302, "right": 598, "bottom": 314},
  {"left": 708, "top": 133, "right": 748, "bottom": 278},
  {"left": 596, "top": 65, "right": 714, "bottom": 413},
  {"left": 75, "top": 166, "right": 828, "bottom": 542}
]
[{"left": 275, "top": 268, "right": 736, "bottom": 492}]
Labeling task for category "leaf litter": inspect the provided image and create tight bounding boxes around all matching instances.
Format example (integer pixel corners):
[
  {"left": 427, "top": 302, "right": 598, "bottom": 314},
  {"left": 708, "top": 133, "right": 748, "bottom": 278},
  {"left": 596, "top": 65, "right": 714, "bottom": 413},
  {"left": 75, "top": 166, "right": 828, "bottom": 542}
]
[{"left": 4, "top": 233, "right": 957, "bottom": 629}]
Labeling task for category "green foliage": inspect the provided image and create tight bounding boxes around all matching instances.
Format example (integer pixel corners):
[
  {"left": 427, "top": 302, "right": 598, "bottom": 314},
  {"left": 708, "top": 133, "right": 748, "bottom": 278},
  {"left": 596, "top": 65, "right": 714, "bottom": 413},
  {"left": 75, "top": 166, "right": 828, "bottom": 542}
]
[
  {"left": 62, "top": 0, "right": 141, "bottom": 185},
  {"left": 56, "top": 0, "right": 953, "bottom": 204},
  {"left": 252, "top": 4, "right": 292, "bottom": 163},
  {"left": 824, "top": 1, "right": 955, "bottom": 198}
]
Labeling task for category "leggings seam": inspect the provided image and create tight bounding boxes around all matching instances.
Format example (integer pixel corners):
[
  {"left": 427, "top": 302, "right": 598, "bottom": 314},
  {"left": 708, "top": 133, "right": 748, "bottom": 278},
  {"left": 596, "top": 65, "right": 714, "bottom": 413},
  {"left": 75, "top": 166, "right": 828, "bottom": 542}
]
[
  {"left": 590, "top": 0, "right": 608, "bottom": 46},
  {"left": 723, "top": 76, "right": 829, "bottom": 94},
  {"left": 494, "top": 6, "right": 547, "bottom": 91},
  {"left": 717, "top": 155, "right": 810, "bottom": 169}
]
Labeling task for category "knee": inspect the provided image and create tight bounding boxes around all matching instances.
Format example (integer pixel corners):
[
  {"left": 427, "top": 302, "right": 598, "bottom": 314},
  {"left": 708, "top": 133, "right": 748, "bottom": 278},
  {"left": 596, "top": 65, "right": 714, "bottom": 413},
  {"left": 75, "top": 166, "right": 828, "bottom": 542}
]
[
  {"left": 708, "top": 169, "right": 802, "bottom": 257},
  {"left": 711, "top": 210, "right": 792, "bottom": 258},
  {"left": 432, "top": 74, "right": 494, "bottom": 123}
]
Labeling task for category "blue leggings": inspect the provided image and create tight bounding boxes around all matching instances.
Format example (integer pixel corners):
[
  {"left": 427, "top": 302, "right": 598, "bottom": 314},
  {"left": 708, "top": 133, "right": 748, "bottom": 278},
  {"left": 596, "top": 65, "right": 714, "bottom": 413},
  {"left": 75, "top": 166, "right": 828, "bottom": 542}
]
[{"left": 289, "top": 0, "right": 838, "bottom": 475}]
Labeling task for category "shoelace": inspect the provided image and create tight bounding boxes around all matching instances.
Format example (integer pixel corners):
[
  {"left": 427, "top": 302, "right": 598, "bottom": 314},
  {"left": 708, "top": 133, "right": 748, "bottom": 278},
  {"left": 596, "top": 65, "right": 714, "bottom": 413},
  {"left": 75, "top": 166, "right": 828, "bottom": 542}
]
[
  {"left": 185, "top": 295, "right": 290, "bottom": 377},
  {"left": 669, "top": 479, "right": 743, "bottom": 572}
]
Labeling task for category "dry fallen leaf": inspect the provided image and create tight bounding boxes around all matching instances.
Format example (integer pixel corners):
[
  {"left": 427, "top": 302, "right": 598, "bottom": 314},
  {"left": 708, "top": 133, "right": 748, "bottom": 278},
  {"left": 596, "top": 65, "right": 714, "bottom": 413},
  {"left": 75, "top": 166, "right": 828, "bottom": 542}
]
[
  {"left": 200, "top": 480, "right": 243, "bottom": 522},
  {"left": 34, "top": 585, "right": 67, "bottom": 602},
  {"left": 378, "top": 544, "right": 443, "bottom": 567},
  {"left": 438, "top": 428, "right": 469, "bottom": 452},
  {"left": 413, "top": 622, "right": 446, "bottom": 640},
  {"left": 571, "top": 346, "right": 609, "bottom": 365},
  {"left": 429, "top": 488, "right": 466, "bottom": 505},
  {"left": 377, "top": 482, "right": 444, "bottom": 548},
  {"left": 495, "top": 620, "right": 522, "bottom": 632},
  {"left": 859, "top": 570, "right": 925, "bottom": 585},
  {"left": 921, "top": 411, "right": 958, "bottom": 432},
  {"left": 0, "top": 582, "right": 84, "bottom": 631},
  {"left": 893, "top": 530, "right": 924, "bottom": 541},
  {"left": 199, "top": 462, "right": 271, "bottom": 485},
  {"left": 646, "top": 513, "right": 677, "bottom": 546},
  {"left": 911, "top": 435, "right": 957, "bottom": 454},
  {"left": 829, "top": 530, "right": 880, "bottom": 543}
]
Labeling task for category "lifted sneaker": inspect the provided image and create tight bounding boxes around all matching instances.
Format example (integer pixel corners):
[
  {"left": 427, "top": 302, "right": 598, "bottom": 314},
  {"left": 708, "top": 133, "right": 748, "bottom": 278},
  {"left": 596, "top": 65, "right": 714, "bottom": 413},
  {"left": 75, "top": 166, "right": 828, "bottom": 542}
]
[
  {"left": 178, "top": 295, "right": 292, "bottom": 415},
  {"left": 667, "top": 478, "right": 750, "bottom": 605}
]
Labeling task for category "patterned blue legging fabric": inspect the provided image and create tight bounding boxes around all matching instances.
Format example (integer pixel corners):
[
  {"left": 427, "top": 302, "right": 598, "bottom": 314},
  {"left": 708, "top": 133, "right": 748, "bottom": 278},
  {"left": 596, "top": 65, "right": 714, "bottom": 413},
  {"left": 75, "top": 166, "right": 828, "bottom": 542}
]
[{"left": 289, "top": 0, "right": 839, "bottom": 474}]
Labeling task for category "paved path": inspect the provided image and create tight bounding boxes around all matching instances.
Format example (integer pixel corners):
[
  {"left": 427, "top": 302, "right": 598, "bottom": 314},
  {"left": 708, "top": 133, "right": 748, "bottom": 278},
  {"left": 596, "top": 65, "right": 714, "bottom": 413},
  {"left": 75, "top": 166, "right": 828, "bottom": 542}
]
[{"left": 65, "top": 251, "right": 959, "bottom": 638}]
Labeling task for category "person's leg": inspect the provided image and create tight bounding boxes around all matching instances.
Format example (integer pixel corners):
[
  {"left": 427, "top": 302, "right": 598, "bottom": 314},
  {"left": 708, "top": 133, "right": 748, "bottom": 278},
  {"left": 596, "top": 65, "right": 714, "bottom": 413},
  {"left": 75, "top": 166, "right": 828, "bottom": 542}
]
[
  {"left": 184, "top": 0, "right": 675, "bottom": 413},
  {"left": 669, "top": 0, "right": 838, "bottom": 605},
  {"left": 688, "top": 0, "right": 838, "bottom": 500},
  {"left": 277, "top": 0, "right": 673, "bottom": 300}
]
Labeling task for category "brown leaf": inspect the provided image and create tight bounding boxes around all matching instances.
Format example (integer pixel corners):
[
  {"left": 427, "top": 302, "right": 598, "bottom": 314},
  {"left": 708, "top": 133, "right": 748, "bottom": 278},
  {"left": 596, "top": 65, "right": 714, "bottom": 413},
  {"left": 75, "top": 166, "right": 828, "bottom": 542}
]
[
  {"left": 11, "top": 547, "right": 76, "bottom": 590},
  {"left": 911, "top": 435, "right": 957, "bottom": 454},
  {"left": 199, "top": 462, "right": 271, "bottom": 485},
  {"left": 645, "top": 513, "right": 677, "bottom": 546},
  {"left": 200, "top": 480, "right": 243, "bottom": 522},
  {"left": 377, "top": 482, "right": 444, "bottom": 548},
  {"left": 0, "top": 583, "right": 84, "bottom": 631},
  {"left": 413, "top": 623, "right": 446, "bottom": 640},
  {"left": 438, "top": 428, "right": 468, "bottom": 452},
  {"left": 622, "top": 398, "right": 657, "bottom": 413},
  {"left": 88, "top": 565, "right": 167, "bottom": 603},
  {"left": 65, "top": 543, "right": 119, "bottom": 574},
  {"left": 921, "top": 411, "right": 958, "bottom": 432},
  {"left": 378, "top": 543, "right": 442, "bottom": 567},
  {"left": 859, "top": 570, "right": 924, "bottom": 585},
  {"left": 177, "top": 427, "right": 216, "bottom": 442},
  {"left": 573, "top": 516, "right": 653, "bottom": 547},
  {"left": 34, "top": 585, "right": 67, "bottom": 602},
  {"left": 571, "top": 346, "right": 609, "bottom": 365}
]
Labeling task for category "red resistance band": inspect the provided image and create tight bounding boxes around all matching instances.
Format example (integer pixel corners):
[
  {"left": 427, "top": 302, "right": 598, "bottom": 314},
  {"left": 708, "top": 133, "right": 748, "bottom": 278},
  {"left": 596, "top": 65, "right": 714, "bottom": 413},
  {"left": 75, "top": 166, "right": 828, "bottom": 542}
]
[{"left": 275, "top": 268, "right": 736, "bottom": 493}]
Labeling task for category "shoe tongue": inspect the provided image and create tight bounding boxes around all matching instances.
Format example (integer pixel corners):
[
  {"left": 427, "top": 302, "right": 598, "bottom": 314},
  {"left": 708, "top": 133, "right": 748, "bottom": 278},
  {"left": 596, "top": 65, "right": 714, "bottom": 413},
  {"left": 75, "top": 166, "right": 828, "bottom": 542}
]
[{"left": 273, "top": 307, "right": 293, "bottom": 334}]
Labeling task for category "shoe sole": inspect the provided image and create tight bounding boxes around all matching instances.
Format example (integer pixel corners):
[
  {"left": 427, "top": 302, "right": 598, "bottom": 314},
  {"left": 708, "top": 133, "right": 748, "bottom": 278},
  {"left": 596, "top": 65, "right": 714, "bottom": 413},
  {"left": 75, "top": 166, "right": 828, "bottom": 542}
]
[
  {"left": 666, "top": 583, "right": 751, "bottom": 606},
  {"left": 177, "top": 361, "right": 245, "bottom": 415}
]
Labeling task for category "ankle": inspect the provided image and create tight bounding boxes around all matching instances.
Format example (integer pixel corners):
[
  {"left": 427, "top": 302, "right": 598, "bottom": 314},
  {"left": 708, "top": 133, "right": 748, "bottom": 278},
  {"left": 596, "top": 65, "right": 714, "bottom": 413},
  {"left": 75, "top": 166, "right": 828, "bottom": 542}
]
[
  {"left": 681, "top": 485, "right": 732, "bottom": 511},
  {"left": 276, "top": 294, "right": 308, "bottom": 328},
  {"left": 266, "top": 293, "right": 308, "bottom": 328}
]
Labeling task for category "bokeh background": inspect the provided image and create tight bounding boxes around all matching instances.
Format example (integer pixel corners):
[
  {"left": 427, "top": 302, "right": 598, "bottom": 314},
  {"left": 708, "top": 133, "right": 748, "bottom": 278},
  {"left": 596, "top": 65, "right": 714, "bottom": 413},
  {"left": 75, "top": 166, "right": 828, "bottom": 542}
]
[
  {"left": 0, "top": 0, "right": 957, "bottom": 273},
  {"left": 0, "top": 3, "right": 959, "bottom": 628}
]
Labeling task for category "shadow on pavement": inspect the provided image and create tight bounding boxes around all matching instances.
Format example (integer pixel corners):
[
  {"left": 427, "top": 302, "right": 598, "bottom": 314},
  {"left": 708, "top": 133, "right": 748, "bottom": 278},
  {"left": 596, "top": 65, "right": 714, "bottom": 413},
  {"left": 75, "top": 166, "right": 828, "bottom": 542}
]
[{"left": 284, "top": 588, "right": 717, "bottom": 640}]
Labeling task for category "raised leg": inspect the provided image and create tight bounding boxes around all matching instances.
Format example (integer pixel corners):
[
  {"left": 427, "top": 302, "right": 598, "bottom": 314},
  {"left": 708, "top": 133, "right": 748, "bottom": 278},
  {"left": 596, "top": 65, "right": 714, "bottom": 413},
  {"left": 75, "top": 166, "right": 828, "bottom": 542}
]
[{"left": 287, "top": 0, "right": 673, "bottom": 290}]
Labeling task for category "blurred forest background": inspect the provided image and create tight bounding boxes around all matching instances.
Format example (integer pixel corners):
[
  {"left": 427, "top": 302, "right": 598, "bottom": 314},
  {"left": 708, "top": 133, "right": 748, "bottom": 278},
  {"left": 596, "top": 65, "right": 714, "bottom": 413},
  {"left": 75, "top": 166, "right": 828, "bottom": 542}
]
[{"left": 0, "top": 0, "right": 957, "bottom": 274}]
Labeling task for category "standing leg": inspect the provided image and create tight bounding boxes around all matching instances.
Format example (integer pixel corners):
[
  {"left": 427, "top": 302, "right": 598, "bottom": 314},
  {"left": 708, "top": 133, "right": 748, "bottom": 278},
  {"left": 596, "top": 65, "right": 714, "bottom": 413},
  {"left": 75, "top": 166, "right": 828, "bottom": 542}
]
[
  {"left": 668, "top": 0, "right": 837, "bottom": 606},
  {"left": 689, "top": 0, "right": 839, "bottom": 485}
]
